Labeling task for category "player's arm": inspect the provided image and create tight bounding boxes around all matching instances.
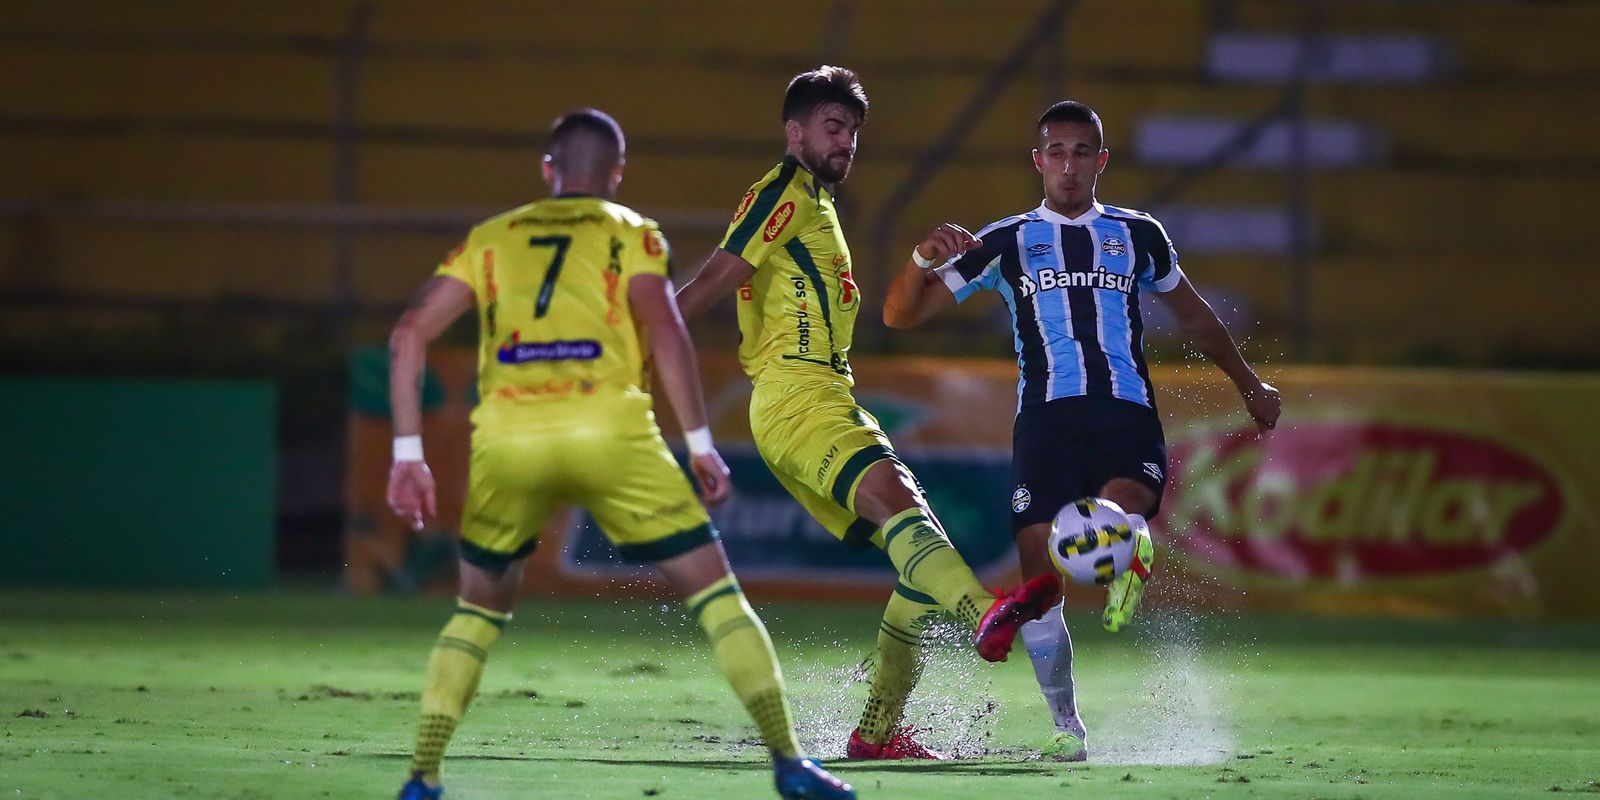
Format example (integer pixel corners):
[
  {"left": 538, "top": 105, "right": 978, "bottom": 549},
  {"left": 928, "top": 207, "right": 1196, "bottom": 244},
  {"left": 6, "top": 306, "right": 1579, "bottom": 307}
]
[
  {"left": 675, "top": 249, "right": 756, "bottom": 323},
  {"left": 386, "top": 275, "right": 475, "bottom": 530},
  {"left": 883, "top": 222, "right": 981, "bottom": 328},
  {"left": 1156, "top": 276, "right": 1281, "bottom": 435},
  {"left": 630, "top": 272, "right": 732, "bottom": 506}
]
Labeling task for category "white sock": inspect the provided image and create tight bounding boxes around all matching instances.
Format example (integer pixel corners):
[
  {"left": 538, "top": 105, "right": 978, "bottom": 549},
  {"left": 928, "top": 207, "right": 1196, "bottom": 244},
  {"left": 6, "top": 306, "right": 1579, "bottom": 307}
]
[{"left": 1019, "top": 601, "right": 1086, "bottom": 738}]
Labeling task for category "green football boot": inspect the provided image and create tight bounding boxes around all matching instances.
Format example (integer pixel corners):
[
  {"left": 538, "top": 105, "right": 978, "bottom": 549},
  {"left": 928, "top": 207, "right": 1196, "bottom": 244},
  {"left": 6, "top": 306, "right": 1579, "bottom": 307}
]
[
  {"left": 1102, "top": 520, "right": 1154, "bottom": 633},
  {"left": 1040, "top": 730, "right": 1088, "bottom": 762}
]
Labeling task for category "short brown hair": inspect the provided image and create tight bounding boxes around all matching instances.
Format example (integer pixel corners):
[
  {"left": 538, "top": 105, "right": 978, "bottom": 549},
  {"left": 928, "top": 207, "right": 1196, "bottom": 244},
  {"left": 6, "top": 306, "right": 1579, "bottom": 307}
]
[{"left": 781, "top": 65, "right": 868, "bottom": 123}]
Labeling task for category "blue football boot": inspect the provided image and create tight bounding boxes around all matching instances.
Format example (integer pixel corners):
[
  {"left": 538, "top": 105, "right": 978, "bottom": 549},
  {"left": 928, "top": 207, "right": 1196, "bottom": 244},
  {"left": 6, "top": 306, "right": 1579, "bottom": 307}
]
[
  {"left": 397, "top": 772, "right": 442, "bottom": 800},
  {"left": 773, "top": 757, "right": 856, "bottom": 799}
]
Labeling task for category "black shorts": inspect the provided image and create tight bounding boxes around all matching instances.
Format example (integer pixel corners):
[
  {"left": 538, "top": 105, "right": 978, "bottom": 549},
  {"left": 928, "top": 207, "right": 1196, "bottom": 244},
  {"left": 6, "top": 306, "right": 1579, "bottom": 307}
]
[{"left": 1010, "top": 395, "right": 1168, "bottom": 531}]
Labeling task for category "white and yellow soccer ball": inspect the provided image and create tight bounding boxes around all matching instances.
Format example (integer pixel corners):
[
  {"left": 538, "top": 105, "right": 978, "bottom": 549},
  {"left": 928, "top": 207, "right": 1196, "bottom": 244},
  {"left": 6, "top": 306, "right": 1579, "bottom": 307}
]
[{"left": 1048, "top": 497, "right": 1139, "bottom": 586}]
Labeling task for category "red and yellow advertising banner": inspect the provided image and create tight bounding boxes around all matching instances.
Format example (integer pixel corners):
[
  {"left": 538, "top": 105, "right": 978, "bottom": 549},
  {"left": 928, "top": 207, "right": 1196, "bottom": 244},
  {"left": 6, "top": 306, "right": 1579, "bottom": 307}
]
[
  {"left": 345, "top": 351, "right": 1600, "bottom": 619},
  {"left": 1155, "top": 367, "right": 1598, "bottom": 619}
]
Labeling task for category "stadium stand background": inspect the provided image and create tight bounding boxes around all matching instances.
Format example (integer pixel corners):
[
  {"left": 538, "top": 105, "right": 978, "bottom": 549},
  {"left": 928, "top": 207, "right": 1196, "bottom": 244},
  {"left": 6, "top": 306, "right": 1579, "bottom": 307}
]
[{"left": 3, "top": 0, "right": 1597, "bottom": 570}]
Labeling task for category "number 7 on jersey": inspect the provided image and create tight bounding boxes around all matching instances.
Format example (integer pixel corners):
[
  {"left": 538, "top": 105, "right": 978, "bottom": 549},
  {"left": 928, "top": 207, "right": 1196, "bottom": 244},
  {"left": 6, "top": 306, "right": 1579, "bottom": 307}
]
[{"left": 527, "top": 235, "right": 572, "bottom": 318}]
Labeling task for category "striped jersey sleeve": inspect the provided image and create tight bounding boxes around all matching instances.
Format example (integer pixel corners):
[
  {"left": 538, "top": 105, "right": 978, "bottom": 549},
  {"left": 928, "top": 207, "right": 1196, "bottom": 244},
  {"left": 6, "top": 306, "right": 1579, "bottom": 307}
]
[
  {"left": 934, "top": 216, "right": 1025, "bottom": 303},
  {"left": 1106, "top": 206, "right": 1184, "bottom": 293}
]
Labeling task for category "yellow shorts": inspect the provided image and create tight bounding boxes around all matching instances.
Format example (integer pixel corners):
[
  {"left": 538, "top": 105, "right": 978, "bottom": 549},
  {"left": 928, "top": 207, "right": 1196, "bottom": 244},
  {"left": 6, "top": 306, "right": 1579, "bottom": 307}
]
[
  {"left": 749, "top": 377, "right": 900, "bottom": 547},
  {"left": 459, "top": 419, "right": 714, "bottom": 571}
]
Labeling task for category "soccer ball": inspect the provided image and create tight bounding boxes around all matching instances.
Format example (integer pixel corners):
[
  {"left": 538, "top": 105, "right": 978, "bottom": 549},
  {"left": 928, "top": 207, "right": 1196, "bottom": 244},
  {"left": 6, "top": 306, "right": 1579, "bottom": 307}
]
[{"left": 1048, "top": 497, "right": 1138, "bottom": 586}]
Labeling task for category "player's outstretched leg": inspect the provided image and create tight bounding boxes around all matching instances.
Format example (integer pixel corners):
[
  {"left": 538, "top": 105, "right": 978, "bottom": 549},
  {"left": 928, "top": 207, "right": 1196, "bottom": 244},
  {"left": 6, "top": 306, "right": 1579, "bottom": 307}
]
[
  {"left": 847, "top": 584, "right": 947, "bottom": 760},
  {"left": 855, "top": 461, "right": 1061, "bottom": 662},
  {"left": 661, "top": 543, "right": 854, "bottom": 799},
  {"left": 975, "top": 573, "right": 1063, "bottom": 663},
  {"left": 1021, "top": 603, "right": 1088, "bottom": 761},
  {"left": 399, "top": 596, "right": 510, "bottom": 798},
  {"left": 1102, "top": 514, "right": 1154, "bottom": 632}
]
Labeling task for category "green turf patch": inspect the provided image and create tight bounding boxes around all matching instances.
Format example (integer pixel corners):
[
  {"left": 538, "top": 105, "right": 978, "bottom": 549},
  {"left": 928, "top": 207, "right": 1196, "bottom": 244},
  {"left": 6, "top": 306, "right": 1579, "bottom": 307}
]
[{"left": 1, "top": 590, "right": 1596, "bottom": 798}]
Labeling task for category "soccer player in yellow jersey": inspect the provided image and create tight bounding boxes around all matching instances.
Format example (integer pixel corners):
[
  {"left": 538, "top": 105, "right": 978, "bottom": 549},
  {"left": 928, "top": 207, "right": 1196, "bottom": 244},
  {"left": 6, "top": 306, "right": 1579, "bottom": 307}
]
[
  {"left": 386, "top": 110, "right": 854, "bottom": 800},
  {"left": 676, "top": 66, "right": 1061, "bottom": 760}
]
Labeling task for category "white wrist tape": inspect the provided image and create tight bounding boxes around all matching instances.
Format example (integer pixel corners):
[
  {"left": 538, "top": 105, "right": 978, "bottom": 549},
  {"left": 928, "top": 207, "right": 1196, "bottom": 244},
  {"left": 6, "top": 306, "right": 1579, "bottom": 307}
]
[
  {"left": 393, "top": 435, "right": 424, "bottom": 462},
  {"left": 684, "top": 427, "right": 715, "bottom": 456},
  {"left": 911, "top": 247, "right": 937, "bottom": 270}
]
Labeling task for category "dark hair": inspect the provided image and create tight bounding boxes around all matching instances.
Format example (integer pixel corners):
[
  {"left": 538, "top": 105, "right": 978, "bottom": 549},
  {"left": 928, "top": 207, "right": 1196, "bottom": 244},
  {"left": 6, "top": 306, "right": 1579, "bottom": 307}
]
[
  {"left": 781, "top": 65, "right": 869, "bottom": 123},
  {"left": 547, "top": 108, "right": 625, "bottom": 171},
  {"left": 1037, "top": 100, "right": 1104, "bottom": 148}
]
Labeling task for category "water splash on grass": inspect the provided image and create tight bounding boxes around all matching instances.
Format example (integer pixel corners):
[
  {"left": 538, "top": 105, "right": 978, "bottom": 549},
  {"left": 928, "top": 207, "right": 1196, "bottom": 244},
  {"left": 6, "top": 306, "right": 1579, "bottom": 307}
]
[
  {"left": 787, "top": 617, "right": 998, "bottom": 759},
  {"left": 1092, "top": 585, "right": 1236, "bottom": 765}
]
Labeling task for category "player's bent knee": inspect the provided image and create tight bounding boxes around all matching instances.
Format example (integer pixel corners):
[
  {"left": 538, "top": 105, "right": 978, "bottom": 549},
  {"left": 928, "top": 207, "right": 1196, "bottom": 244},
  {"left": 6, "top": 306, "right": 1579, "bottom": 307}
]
[
  {"left": 852, "top": 459, "right": 922, "bottom": 523},
  {"left": 456, "top": 556, "right": 527, "bottom": 613},
  {"left": 655, "top": 539, "right": 736, "bottom": 599},
  {"left": 1098, "top": 479, "right": 1157, "bottom": 519}
]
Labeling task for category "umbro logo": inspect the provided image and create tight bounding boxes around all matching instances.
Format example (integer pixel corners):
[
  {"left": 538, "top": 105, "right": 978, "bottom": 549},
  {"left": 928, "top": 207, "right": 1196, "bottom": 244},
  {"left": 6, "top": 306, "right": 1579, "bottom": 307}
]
[
  {"left": 1142, "top": 462, "right": 1163, "bottom": 482},
  {"left": 1027, "top": 243, "right": 1053, "bottom": 255}
]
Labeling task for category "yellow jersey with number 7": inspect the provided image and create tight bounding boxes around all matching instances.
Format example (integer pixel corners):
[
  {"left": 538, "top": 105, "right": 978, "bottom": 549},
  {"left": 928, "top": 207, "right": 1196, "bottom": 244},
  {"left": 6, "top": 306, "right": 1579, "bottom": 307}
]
[{"left": 435, "top": 195, "right": 670, "bottom": 431}]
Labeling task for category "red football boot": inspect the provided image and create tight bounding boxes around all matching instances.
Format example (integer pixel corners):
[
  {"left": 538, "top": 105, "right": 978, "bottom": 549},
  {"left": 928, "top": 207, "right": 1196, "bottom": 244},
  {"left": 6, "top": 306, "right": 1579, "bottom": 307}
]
[
  {"left": 846, "top": 726, "right": 950, "bottom": 761},
  {"left": 974, "top": 573, "right": 1062, "bottom": 662}
]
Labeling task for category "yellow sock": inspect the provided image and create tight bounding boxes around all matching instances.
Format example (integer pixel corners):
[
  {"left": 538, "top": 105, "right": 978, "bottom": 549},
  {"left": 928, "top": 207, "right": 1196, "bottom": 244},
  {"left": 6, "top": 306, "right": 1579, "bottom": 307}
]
[
  {"left": 411, "top": 599, "right": 507, "bottom": 782},
  {"left": 875, "top": 508, "right": 994, "bottom": 629},
  {"left": 687, "top": 576, "right": 802, "bottom": 758},
  {"left": 857, "top": 582, "right": 940, "bottom": 744}
]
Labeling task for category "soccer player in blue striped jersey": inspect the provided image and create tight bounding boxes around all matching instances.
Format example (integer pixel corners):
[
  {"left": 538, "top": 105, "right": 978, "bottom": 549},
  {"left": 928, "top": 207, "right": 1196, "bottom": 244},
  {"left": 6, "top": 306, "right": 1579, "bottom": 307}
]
[{"left": 882, "top": 100, "right": 1281, "bottom": 761}]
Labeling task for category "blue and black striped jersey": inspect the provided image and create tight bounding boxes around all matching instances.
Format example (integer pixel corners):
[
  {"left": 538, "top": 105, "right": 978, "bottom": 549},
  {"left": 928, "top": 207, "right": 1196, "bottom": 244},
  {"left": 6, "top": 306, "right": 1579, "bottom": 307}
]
[{"left": 936, "top": 201, "right": 1185, "bottom": 411}]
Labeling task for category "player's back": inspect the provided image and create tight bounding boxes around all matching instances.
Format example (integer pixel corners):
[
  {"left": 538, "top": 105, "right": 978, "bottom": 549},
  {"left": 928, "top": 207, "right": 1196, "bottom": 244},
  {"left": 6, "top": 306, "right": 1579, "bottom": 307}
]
[{"left": 436, "top": 195, "right": 673, "bottom": 432}]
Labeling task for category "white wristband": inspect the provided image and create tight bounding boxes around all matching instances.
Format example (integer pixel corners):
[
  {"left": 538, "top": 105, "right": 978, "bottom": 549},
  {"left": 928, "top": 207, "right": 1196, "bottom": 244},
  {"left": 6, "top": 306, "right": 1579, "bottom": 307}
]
[
  {"left": 684, "top": 427, "right": 714, "bottom": 456},
  {"left": 393, "top": 435, "right": 424, "bottom": 462},
  {"left": 911, "top": 247, "right": 936, "bottom": 270}
]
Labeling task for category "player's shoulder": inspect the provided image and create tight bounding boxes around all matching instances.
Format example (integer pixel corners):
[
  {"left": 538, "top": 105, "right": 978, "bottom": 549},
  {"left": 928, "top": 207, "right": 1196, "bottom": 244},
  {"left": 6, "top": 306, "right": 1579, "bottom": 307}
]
[
  {"left": 481, "top": 201, "right": 542, "bottom": 227},
  {"left": 476, "top": 197, "right": 655, "bottom": 234},
  {"left": 751, "top": 154, "right": 806, "bottom": 189},
  {"left": 972, "top": 210, "right": 1035, "bottom": 242},
  {"left": 467, "top": 201, "right": 544, "bottom": 240},
  {"left": 1099, "top": 203, "right": 1168, "bottom": 232},
  {"left": 735, "top": 156, "right": 817, "bottom": 210},
  {"left": 731, "top": 156, "right": 819, "bottom": 226},
  {"left": 594, "top": 199, "right": 660, "bottom": 232}
]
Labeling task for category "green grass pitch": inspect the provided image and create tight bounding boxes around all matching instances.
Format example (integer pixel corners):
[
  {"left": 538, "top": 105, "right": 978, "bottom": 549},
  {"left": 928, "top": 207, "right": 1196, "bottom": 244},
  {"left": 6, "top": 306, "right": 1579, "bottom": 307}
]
[{"left": 2, "top": 589, "right": 1597, "bottom": 799}]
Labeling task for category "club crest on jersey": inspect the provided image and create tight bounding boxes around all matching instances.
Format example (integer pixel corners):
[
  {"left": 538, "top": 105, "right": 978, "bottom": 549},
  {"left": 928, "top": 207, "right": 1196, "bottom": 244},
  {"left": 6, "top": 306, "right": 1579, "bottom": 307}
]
[
  {"left": 762, "top": 201, "right": 796, "bottom": 242},
  {"left": 1012, "top": 487, "right": 1032, "bottom": 513},
  {"left": 496, "top": 331, "right": 602, "bottom": 364},
  {"left": 732, "top": 190, "right": 756, "bottom": 223},
  {"left": 1101, "top": 237, "right": 1127, "bottom": 257},
  {"left": 1018, "top": 267, "right": 1135, "bottom": 298},
  {"left": 642, "top": 229, "right": 665, "bottom": 258}
]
